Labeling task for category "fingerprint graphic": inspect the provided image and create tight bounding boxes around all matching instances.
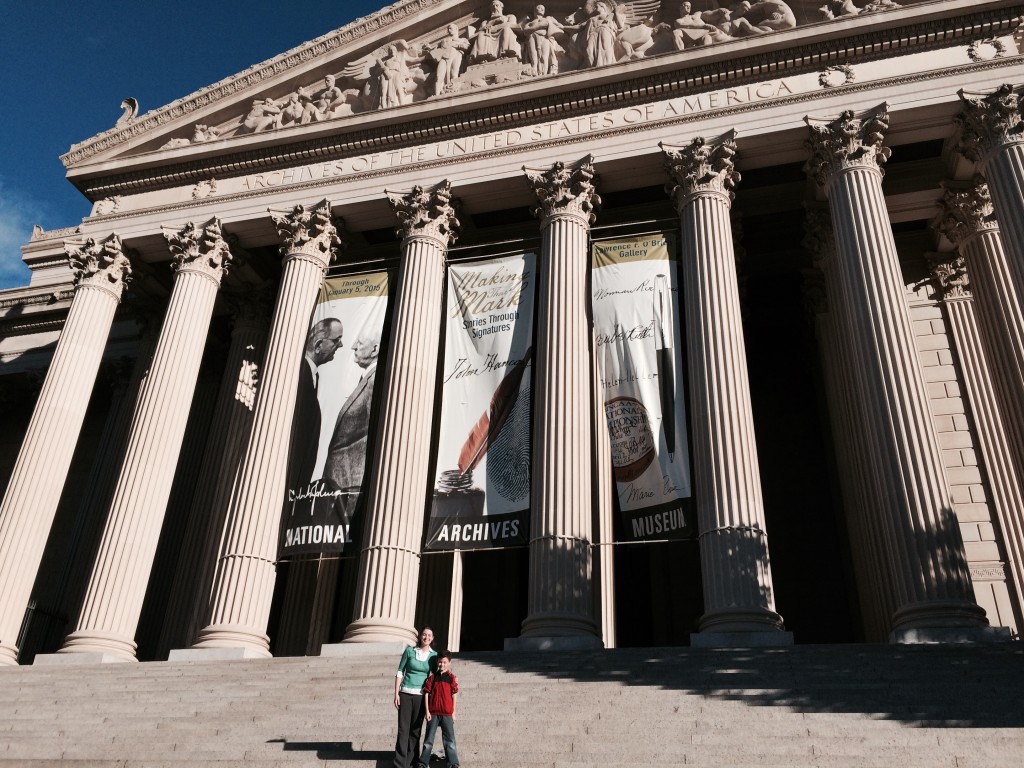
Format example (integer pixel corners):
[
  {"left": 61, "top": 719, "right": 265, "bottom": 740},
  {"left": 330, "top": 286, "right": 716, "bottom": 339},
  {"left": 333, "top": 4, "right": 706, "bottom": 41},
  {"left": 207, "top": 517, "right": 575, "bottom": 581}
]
[{"left": 487, "top": 376, "right": 531, "bottom": 502}]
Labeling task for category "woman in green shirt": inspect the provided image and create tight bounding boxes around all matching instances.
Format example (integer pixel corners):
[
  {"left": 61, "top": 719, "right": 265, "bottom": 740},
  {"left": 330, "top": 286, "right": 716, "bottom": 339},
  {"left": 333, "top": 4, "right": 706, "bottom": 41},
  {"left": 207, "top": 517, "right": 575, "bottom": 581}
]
[{"left": 393, "top": 626, "right": 438, "bottom": 768}]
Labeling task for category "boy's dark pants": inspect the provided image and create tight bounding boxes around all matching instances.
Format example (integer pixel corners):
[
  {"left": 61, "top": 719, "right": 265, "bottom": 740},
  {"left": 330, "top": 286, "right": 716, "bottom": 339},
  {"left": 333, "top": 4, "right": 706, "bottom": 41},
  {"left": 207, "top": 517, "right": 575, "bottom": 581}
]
[{"left": 418, "top": 714, "right": 458, "bottom": 768}]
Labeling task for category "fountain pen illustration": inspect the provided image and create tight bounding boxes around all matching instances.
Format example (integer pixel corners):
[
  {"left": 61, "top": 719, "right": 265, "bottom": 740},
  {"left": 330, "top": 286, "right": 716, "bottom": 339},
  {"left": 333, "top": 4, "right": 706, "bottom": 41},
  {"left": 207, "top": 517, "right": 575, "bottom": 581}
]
[{"left": 654, "top": 274, "right": 675, "bottom": 462}]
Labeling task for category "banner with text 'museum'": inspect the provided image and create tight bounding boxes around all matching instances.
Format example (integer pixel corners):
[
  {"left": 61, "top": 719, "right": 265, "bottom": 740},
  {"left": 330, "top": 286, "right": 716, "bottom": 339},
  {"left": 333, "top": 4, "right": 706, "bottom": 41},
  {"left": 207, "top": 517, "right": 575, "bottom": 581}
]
[
  {"left": 279, "top": 271, "right": 389, "bottom": 559},
  {"left": 592, "top": 234, "right": 695, "bottom": 541},
  {"left": 425, "top": 253, "right": 536, "bottom": 551}
]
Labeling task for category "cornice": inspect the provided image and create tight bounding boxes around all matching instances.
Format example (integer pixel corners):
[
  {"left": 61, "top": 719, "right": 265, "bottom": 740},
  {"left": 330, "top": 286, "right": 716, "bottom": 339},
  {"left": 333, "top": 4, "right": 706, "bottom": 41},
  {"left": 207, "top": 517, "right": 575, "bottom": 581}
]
[{"left": 70, "top": 3, "right": 1024, "bottom": 201}]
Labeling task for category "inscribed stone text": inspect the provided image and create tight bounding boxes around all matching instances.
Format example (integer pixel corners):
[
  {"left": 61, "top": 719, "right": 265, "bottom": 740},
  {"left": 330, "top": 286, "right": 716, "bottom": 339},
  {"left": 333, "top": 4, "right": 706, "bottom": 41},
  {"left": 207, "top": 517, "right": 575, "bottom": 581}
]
[{"left": 241, "top": 78, "right": 793, "bottom": 191}]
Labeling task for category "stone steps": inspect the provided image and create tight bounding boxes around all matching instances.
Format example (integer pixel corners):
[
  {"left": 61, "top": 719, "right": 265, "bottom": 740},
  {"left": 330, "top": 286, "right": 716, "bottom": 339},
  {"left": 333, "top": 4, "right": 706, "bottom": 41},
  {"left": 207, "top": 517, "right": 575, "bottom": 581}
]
[{"left": 2, "top": 644, "right": 1022, "bottom": 766}]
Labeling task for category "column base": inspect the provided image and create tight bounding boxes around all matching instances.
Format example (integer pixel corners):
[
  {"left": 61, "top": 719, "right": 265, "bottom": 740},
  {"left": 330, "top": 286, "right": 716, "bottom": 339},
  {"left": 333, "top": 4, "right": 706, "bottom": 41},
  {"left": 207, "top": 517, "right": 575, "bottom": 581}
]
[
  {"left": 890, "top": 626, "right": 1012, "bottom": 644},
  {"left": 190, "top": 623, "right": 272, "bottom": 658},
  {"left": 698, "top": 607, "right": 786, "bottom": 634},
  {"left": 690, "top": 630, "right": 795, "bottom": 648},
  {"left": 320, "top": 641, "right": 410, "bottom": 657},
  {"left": 0, "top": 643, "right": 18, "bottom": 666},
  {"left": 34, "top": 651, "right": 133, "bottom": 666},
  {"left": 168, "top": 646, "right": 270, "bottom": 661},
  {"left": 891, "top": 600, "right": 990, "bottom": 632},
  {"left": 343, "top": 617, "right": 417, "bottom": 645},
  {"left": 504, "top": 634, "right": 604, "bottom": 651},
  {"left": 59, "top": 630, "right": 138, "bottom": 662}
]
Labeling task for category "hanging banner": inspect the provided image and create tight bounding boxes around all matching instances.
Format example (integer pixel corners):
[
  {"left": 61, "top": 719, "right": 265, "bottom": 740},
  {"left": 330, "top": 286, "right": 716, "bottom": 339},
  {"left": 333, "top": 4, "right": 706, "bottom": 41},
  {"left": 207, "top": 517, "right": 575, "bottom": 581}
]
[
  {"left": 592, "top": 234, "right": 695, "bottom": 541},
  {"left": 426, "top": 253, "right": 536, "bottom": 550},
  {"left": 279, "top": 271, "right": 389, "bottom": 558}
]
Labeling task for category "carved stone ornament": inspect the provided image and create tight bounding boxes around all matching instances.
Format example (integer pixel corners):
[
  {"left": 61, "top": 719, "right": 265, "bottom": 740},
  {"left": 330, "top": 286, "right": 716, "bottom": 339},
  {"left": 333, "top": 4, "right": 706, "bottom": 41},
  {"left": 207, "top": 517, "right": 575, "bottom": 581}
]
[
  {"left": 192, "top": 178, "right": 218, "bottom": 199},
  {"left": 803, "top": 104, "right": 891, "bottom": 191},
  {"left": 927, "top": 254, "right": 971, "bottom": 301},
  {"left": 524, "top": 155, "right": 601, "bottom": 225},
  {"left": 934, "top": 177, "right": 998, "bottom": 248},
  {"left": 65, "top": 233, "right": 134, "bottom": 295},
  {"left": 163, "top": 218, "right": 235, "bottom": 280},
  {"left": 661, "top": 130, "right": 740, "bottom": 210},
  {"left": 224, "top": 283, "right": 276, "bottom": 330},
  {"left": 269, "top": 200, "right": 344, "bottom": 267},
  {"left": 801, "top": 205, "right": 836, "bottom": 265},
  {"left": 386, "top": 179, "right": 461, "bottom": 246},
  {"left": 819, "top": 64, "right": 854, "bottom": 88},
  {"left": 955, "top": 84, "right": 1024, "bottom": 164},
  {"left": 967, "top": 38, "right": 1007, "bottom": 63}
]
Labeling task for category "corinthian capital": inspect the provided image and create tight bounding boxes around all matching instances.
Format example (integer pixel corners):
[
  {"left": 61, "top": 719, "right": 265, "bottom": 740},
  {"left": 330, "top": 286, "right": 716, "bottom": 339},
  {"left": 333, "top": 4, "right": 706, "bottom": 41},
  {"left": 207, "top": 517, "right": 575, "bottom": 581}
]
[
  {"left": 661, "top": 130, "right": 740, "bottom": 210},
  {"left": 523, "top": 155, "right": 601, "bottom": 226},
  {"left": 269, "top": 199, "right": 344, "bottom": 268},
  {"left": 955, "top": 84, "right": 1024, "bottom": 164},
  {"left": 803, "top": 104, "right": 891, "bottom": 191},
  {"left": 934, "top": 177, "right": 999, "bottom": 248},
  {"left": 65, "top": 233, "right": 133, "bottom": 298},
  {"left": 386, "top": 179, "right": 461, "bottom": 247},
  {"left": 163, "top": 217, "right": 234, "bottom": 282},
  {"left": 927, "top": 254, "right": 971, "bottom": 301}
]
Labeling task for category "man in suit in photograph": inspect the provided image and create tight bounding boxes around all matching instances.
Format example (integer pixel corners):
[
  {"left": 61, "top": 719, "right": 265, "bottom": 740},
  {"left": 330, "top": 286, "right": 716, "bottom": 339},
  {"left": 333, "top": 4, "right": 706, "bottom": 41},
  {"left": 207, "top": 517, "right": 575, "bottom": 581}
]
[
  {"left": 288, "top": 317, "right": 344, "bottom": 490},
  {"left": 323, "top": 329, "right": 381, "bottom": 503}
]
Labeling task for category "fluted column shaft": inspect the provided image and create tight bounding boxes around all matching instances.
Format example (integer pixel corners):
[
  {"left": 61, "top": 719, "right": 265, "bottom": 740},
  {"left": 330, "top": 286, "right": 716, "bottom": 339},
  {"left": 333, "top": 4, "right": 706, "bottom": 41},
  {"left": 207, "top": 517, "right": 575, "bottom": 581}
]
[
  {"left": 0, "top": 235, "right": 131, "bottom": 665},
  {"left": 942, "top": 290, "right": 1024, "bottom": 631},
  {"left": 804, "top": 209, "right": 898, "bottom": 640},
  {"left": 62, "top": 220, "right": 233, "bottom": 661},
  {"left": 933, "top": 186, "right": 1024, "bottom": 629},
  {"left": 806, "top": 107, "right": 987, "bottom": 635},
  {"left": 158, "top": 292, "right": 270, "bottom": 656},
  {"left": 345, "top": 181, "right": 458, "bottom": 644},
  {"left": 663, "top": 134, "right": 784, "bottom": 636},
  {"left": 515, "top": 157, "right": 600, "bottom": 644},
  {"left": 194, "top": 201, "right": 340, "bottom": 656}
]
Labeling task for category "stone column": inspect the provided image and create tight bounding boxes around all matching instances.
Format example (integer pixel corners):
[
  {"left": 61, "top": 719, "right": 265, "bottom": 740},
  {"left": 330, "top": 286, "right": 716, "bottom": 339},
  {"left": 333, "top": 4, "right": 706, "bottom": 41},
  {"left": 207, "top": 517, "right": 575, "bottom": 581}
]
[
  {"left": 803, "top": 207, "right": 899, "bottom": 641},
  {"left": 933, "top": 193, "right": 1024, "bottom": 629},
  {"left": 0, "top": 235, "right": 132, "bottom": 666},
  {"left": 662, "top": 133, "right": 789, "bottom": 645},
  {"left": 158, "top": 287, "right": 272, "bottom": 657},
  {"left": 805, "top": 106, "right": 995, "bottom": 642},
  {"left": 343, "top": 181, "right": 459, "bottom": 646},
  {"left": 956, "top": 85, "right": 1024, "bottom": 284},
  {"left": 54, "top": 219, "right": 233, "bottom": 662},
  {"left": 188, "top": 201, "right": 341, "bottom": 658},
  {"left": 512, "top": 156, "right": 602, "bottom": 650}
]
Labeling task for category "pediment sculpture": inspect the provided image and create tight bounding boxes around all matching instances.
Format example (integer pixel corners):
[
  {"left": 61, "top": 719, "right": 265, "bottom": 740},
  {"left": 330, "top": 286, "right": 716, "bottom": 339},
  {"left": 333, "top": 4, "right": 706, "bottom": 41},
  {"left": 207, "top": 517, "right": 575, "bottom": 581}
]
[{"left": 159, "top": 0, "right": 909, "bottom": 150}]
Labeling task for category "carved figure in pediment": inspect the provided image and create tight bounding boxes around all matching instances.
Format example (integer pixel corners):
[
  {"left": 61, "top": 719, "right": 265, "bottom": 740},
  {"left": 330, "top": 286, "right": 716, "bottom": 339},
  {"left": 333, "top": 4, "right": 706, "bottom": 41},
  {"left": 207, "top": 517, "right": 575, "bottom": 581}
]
[
  {"left": 672, "top": 2, "right": 732, "bottom": 50},
  {"left": 583, "top": 0, "right": 624, "bottom": 66},
  {"left": 241, "top": 99, "right": 283, "bottom": 133},
  {"left": 299, "top": 75, "right": 351, "bottom": 123},
  {"left": 521, "top": 6, "right": 572, "bottom": 76},
  {"left": 706, "top": 1, "right": 795, "bottom": 36},
  {"left": 819, "top": 0, "right": 860, "bottom": 19},
  {"left": 862, "top": 0, "right": 901, "bottom": 11},
  {"left": 469, "top": 1, "right": 523, "bottom": 64},
  {"left": 428, "top": 23, "right": 471, "bottom": 95},
  {"left": 566, "top": 1, "right": 664, "bottom": 67},
  {"left": 342, "top": 41, "right": 426, "bottom": 110}
]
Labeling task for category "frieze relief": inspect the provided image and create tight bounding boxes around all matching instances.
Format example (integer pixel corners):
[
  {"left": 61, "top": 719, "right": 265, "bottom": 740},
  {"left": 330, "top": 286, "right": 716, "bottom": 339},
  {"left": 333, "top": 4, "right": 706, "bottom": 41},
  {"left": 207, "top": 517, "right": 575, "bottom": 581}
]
[{"left": 156, "top": 0, "right": 916, "bottom": 151}]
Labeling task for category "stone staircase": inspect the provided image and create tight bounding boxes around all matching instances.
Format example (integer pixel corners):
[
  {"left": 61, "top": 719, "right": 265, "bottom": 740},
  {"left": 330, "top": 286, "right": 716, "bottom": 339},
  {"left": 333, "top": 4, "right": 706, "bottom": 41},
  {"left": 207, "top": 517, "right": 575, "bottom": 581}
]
[{"left": 2, "top": 644, "right": 1023, "bottom": 767}]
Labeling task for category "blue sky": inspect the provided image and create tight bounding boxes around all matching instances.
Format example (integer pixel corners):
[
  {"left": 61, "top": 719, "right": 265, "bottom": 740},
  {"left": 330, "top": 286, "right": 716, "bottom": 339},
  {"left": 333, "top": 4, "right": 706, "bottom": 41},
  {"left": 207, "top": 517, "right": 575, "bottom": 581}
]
[{"left": 0, "top": 0, "right": 382, "bottom": 290}]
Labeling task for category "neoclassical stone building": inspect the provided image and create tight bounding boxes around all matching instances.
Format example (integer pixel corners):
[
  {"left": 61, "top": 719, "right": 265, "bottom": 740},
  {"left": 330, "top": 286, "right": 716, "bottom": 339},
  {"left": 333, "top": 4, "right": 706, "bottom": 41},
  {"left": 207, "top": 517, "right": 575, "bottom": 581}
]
[{"left": 1, "top": 0, "right": 1023, "bottom": 665}]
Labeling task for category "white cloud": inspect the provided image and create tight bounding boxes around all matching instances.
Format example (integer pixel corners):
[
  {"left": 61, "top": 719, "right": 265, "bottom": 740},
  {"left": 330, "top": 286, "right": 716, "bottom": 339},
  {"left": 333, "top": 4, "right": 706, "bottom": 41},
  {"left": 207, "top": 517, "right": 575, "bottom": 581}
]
[{"left": 0, "top": 178, "right": 41, "bottom": 291}]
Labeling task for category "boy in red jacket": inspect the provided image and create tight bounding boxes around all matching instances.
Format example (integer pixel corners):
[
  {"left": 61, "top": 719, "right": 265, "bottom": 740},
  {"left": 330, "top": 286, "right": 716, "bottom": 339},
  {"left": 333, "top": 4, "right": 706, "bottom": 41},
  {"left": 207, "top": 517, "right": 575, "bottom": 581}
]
[{"left": 417, "top": 650, "right": 459, "bottom": 768}]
